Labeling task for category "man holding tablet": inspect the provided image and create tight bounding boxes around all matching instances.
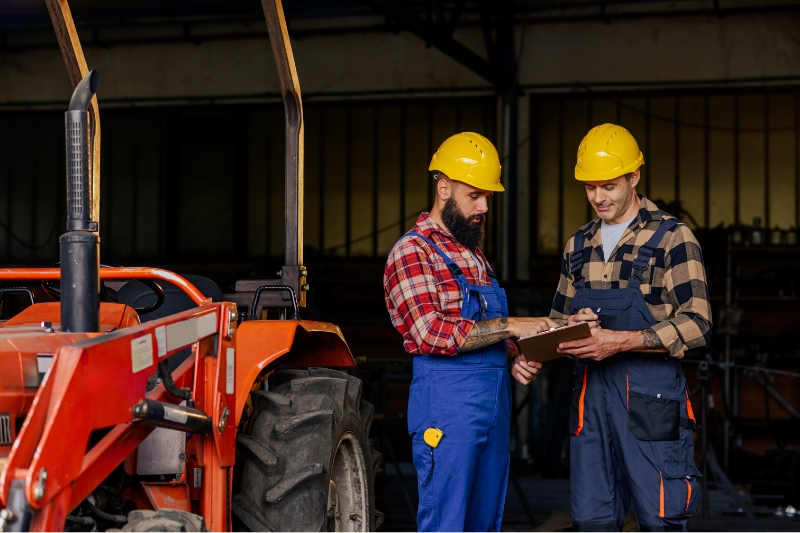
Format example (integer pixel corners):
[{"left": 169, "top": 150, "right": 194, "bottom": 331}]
[{"left": 550, "top": 124, "right": 712, "bottom": 532}]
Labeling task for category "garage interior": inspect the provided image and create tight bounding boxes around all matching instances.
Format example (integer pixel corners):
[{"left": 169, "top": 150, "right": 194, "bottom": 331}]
[{"left": 2, "top": 0, "right": 800, "bottom": 530}]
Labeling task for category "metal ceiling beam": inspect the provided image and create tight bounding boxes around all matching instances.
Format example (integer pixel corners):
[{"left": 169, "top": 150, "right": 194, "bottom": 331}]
[{"left": 361, "top": 0, "right": 499, "bottom": 86}]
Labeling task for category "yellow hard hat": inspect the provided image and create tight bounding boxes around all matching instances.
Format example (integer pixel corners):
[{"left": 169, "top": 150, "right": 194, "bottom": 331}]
[
  {"left": 429, "top": 132, "right": 504, "bottom": 192},
  {"left": 575, "top": 124, "right": 644, "bottom": 181}
]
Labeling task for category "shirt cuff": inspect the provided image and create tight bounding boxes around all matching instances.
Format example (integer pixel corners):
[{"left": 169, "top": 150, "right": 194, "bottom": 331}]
[
  {"left": 451, "top": 318, "right": 475, "bottom": 355},
  {"left": 651, "top": 321, "right": 685, "bottom": 358}
]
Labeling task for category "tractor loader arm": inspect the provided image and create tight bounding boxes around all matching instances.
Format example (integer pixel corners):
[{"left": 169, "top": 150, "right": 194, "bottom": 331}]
[
  {"left": 0, "top": 303, "right": 229, "bottom": 530},
  {"left": 0, "top": 296, "right": 355, "bottom": 531}
]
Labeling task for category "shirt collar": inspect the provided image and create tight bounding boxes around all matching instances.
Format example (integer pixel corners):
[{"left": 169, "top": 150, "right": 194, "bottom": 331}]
[
  {"left": 581, "top": 195, "right": 662, "bottom": 240},
  {"left": 414, "top": 212, "right": 459, "bottom": 242}
]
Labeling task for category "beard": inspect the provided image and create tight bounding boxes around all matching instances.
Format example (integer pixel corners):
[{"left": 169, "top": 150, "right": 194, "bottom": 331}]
[{"left": 441, "top": 196, "right": 486, "bottom": 249}]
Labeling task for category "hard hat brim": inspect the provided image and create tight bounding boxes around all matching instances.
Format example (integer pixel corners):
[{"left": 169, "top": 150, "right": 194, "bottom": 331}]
[{"left": 430, "top": 167, "right": 506, "bottom": 192}]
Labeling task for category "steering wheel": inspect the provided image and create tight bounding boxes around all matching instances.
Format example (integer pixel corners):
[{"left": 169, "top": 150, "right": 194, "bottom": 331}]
[{"left": 40, "top": 263, "right": 166, "bottom": 315}]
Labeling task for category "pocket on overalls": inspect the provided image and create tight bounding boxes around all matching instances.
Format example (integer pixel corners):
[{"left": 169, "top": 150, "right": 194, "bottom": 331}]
[
  {"left": 628, "top": 391, "right": 680, "bottom": 441},
  {"left": 569, "top": 365, "right": 588, "bottom": 436},
  {"left": 460, "top": 353, "right": 482, "bottom": 364},
  {"left": 659, "top": 462, "right": 701, "bottom": 518},
  {"left": 571, "top": 289, "right": 634, "bottom": 331}
]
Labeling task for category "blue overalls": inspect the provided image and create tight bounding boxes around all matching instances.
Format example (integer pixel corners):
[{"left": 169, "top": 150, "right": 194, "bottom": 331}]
[
  {"left": 403, "top": 232, "right": 512, "bottom": 532},
  {"left": 567, "top": 218, "right": 701, "bottom": 532}
]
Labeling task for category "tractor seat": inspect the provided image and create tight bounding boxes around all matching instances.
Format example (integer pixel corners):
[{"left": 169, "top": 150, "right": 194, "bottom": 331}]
[{"left": 117, "top": 274, "right": 223, "bottom": 370}]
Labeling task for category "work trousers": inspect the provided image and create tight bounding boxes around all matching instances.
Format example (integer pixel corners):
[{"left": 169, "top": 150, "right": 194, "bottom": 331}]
[
  {"left": 570, "top": 355, "right": 700, "bottom": 532},
  {"left": 409, "top": 351, "right": 512, "bottom": 532}
]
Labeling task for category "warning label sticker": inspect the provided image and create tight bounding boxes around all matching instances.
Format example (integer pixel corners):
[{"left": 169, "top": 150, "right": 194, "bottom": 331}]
[
  {"left": 226, "top": 348, "right": 235, "bottom": 394},
  {"left": 131, "top": 334, "right": 154, "bottom": 373},
  {"left": 155, "top": 326, "right": 167, "bottom": 357}
]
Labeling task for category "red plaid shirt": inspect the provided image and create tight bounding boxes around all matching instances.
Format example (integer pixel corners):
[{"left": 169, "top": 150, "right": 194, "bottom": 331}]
[{"left": 384, "top": 213, "right": 511, "bottom": 356}]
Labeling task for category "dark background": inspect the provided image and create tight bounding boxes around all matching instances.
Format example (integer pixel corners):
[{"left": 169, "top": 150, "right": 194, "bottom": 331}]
[{"left": 3, "top": 1, "right": 800, "bottom": 530}]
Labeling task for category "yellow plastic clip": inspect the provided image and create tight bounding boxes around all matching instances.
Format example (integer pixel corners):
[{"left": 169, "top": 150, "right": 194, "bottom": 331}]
[{"left": 423, "top": 427, "right": 444, "bottom": 449}]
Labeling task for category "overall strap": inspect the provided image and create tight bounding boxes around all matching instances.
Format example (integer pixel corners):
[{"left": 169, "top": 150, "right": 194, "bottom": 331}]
[
  {"left": 569, "top": 230, "right": 589, "bottom": 289},
  {"left": 628, "top": 218, "right": 679, "bottom": 289},
  {"left": 405, "top": 231, "right": 467, "bottom": 282}
]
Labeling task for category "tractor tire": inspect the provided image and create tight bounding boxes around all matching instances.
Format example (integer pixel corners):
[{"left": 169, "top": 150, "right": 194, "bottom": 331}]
[
  {"left": 233, "top": 368, "right": 381, "bottom": 532},
  {"left": 117, "top": 509, "right": 208, "bottom": 532}
]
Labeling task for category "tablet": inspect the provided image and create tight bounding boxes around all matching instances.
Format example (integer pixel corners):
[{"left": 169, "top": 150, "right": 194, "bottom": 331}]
[{"left": 517, "top": 322, "right": 592, "bottom": 363}]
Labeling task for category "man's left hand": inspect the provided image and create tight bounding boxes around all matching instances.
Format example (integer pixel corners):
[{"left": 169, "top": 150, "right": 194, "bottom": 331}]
[
  {"left": 557, "top": 329, "right": 622, "bottom": 362},
  {"left": 511, "top": 354, "right": 542, "bottom": 385}
]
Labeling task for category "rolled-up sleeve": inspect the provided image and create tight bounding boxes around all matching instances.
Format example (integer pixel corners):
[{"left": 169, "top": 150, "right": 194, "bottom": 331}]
[
  {"left": 549, "top": 237, "right": 576, "bottom": 327},
  {"left": 650, "top": 226, "right": 713, "bottom": 358},
  {"left": 384, "top": 239, "right": 475, "bottom": 356}
]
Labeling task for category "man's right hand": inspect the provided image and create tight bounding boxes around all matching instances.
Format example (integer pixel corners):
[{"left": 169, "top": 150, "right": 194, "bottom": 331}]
[
  {"left": 568, "top": 308, "right": 600, "bottom": 333},
  {"left": 460, "top": 316, "right": 559, "bottom": 353},
  {"left": 509, "top": 317, "right": 559, "bottom": 338}
]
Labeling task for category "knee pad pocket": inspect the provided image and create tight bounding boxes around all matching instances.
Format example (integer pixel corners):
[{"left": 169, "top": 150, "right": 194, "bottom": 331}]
[{"left": 659, "top": 464, "right": 700, "bottom": 519}]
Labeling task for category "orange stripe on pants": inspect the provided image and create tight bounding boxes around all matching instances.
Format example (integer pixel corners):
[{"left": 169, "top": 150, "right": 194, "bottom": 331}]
[
  {"left": 685, "top": 479, "right": 692, "bottom": 512},
  {"left": 573, "top": 366, "right": 588, "bottom": 436},
  {"left": 659, "top": 472, "right": 665, "bottom": 518},
  {"left": 685, "top": 389, "right": 696, "bottom": 424}
]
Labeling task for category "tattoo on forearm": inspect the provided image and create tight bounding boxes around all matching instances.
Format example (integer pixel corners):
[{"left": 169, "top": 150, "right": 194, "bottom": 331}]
[
  {"left": 642, "top": 329, "right": 664, "bottom": 349},
  {"left": 461, "top": 317, "right": 510, "bottom": 352}
]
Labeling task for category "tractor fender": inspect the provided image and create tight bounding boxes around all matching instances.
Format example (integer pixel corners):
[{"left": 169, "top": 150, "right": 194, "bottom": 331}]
[{"left": 232, "top": 320, "right": 355, "bottom": 426}]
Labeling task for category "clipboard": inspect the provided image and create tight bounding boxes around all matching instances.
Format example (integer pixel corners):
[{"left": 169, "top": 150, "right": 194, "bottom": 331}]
[{"left": 517, "top": 322, "right": 592, "bottom": 363}]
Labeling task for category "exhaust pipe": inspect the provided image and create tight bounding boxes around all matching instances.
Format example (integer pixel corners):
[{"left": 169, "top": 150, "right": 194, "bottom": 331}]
[{"left": 60, "top": 70, "right": 100, "bottom": 333}]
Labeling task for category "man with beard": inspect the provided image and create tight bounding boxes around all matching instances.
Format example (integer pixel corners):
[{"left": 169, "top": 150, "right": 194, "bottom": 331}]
[
  {"left": 384, "top": 132, "right": 556, "bottom": 531},
  {"left": 551, "top": 124, "right": 712, "bottom": 531}
]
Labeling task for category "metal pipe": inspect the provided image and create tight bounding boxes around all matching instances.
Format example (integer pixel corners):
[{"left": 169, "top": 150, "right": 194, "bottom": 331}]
[
  {"left": 249, "top": 285, "right": 299, "bottom": 321},
  {"left": 132, "top": 400, "right": 212, "bottom": 433},
  {"left": 68, "top": 70, "right": 99, "bottom": 112},
  {"left": 65, "top": 70, "right": 98, "bottom": 232},
  {"left": 0, "top": 267, "right": 207, "bottom": 306},
  {"left": 60, "top": 233, "right": 100, "bottom": 332},
  {"left": 60, "top": 70, "right": 100, "bottom": 334},
  {"left": 0, "top": 288, "right": 35, "bottom": 308}
]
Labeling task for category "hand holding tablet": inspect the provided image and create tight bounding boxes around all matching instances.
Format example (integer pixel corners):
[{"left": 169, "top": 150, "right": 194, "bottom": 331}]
[{"left": 517, "top": 322, "right": 593, "bottom": 363}]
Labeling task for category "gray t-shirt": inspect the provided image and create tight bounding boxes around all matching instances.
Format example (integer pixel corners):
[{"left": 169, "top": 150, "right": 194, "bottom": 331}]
[{"left": 600, "top": 216, "right": 637, "bottom": 262}]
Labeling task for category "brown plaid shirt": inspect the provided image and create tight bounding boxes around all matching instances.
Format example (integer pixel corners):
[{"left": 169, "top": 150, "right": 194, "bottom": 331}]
[{"left": 550, "top": 196, "right": 712, "bottom": 358}]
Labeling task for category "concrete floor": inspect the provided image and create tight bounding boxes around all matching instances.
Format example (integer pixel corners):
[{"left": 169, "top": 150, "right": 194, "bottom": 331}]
[{"left": 380, "top": 470, "right": 800, "bottom": 532}]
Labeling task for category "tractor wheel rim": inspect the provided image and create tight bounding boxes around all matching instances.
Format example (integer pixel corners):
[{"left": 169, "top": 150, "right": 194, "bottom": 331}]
[{"left": 328, "top": 431, "right": 368, "bottom": 532}]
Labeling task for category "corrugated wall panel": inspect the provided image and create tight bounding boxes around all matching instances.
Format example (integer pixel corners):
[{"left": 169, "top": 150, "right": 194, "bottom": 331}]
[
  {"left": 0, "top": 96, "right": 496, "bottom": 266},
  {"left": 532, "top": 88, "right": 800, "bottom": 256}
]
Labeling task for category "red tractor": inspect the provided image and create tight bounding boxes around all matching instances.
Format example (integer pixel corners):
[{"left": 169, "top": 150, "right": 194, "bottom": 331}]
[{"left": 0, "top": 1, "right": 380, "bottom": 531}]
